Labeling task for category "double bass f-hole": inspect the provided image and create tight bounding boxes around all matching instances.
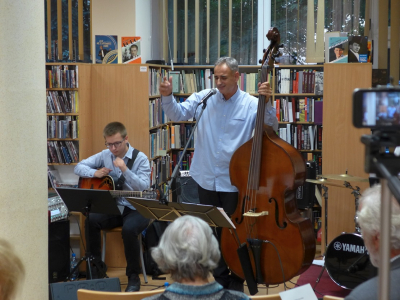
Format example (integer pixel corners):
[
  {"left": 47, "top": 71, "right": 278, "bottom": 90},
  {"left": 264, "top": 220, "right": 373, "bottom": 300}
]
[{"left": 269, "top": 197, "right": 287, "bottom": 229}]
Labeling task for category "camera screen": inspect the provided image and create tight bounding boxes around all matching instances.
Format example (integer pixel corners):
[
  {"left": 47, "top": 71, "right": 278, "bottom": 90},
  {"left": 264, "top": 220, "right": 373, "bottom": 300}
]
[{"left": 363, "top": 91, "right": 400, "bottom": 127}]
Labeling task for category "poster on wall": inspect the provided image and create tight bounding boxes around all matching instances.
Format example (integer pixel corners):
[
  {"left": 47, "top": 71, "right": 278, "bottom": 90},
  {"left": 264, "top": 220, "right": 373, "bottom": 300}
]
[
  {"left": 121, "top": 36, "right": 141, "bottom": 64},
  {"left": 95, "top": 35, "right": 118, "bottom": 64}
]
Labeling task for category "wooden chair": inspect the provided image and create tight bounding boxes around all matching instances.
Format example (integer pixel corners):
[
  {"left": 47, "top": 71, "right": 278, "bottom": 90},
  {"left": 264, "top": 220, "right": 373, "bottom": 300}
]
[
  {"left": 250, "top": 294, "right": 282, "bottom": 299},
  {"left": 77, "top": 288, "right": 163, "bottom": 300},
  {"left": 101, "top": 226, "right": 148, "bottom": 283},
  {"left": 323, "top": 296, "right": 345, "bottom": 300}
]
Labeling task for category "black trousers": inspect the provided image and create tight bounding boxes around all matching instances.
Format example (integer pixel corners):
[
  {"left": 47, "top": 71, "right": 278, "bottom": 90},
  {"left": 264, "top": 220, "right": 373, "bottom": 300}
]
[
  {"left": 85, "top": 206, "right": 149, "bottom": 277},
  {"left": 197, "top": 185, "right": 244, "bottom": 288}
]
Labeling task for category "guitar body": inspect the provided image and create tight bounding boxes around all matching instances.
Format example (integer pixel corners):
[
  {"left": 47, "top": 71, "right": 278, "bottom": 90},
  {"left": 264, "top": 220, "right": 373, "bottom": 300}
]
[{"left": 78, "top": 176, "right": 115, "bottom": 190}]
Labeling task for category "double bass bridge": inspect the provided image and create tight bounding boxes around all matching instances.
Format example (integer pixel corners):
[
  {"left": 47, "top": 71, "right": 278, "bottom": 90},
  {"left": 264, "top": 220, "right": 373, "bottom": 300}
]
[{"left": 243, "top": 210, "right": 269, "bottom": 217}]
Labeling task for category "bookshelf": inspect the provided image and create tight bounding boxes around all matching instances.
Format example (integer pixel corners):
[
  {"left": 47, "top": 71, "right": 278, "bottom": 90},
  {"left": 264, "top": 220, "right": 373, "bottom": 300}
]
[
  {"left": 272, "top": 65, "right": 324, "bottom": 164},
  {"left": 46, "top": 63, "right": 92, "bottom": 165},
  {"left": 321, "top": 63, "right": 372, "bottom": 253}
]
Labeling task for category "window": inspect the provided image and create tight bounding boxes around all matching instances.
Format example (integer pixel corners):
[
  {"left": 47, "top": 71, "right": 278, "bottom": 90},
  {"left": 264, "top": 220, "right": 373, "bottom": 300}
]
[{"left": 166, "top": 0, "right": 259, "bottom": 66}]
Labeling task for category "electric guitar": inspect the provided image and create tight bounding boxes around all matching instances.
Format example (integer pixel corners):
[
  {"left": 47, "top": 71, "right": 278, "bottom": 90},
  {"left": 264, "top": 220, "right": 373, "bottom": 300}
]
[{"left": 78, "top": 175, "right": 159, "bottom": 200}]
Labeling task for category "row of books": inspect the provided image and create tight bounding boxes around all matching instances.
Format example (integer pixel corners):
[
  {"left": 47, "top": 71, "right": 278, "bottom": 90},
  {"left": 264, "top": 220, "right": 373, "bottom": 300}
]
[
  {"left": 169, "top": 69, "right": 213, "bottom": 94},
  {"left": 150, "top": 151, "right": 195, "bottom": 186},
  {"left": 300, "top": 153, "right": 323, "bottom": 177},
  {"left": 274, "top": 98, "right": 323, "bottom": 124},
  {"left": 237, "top": 72, "right": 274, "bottom": 94},
  {"left": 168, "top": 68, "right": 273, "bottom": 95},
  {"left": 47, "top": 140, "right": 79, "bottom": 164},
  {"left": 46, "top": 90, "right": 78, "bottom": 113},
  {"left": 149, "top": 98, "right": 170, "bottom": 128},
  {"left": 149, "top": 97, "right": 192, "bottom": 128},
  {"left": 46, "top": 65, "right": 78, "bottom": 89},
  {"left": 47, "top": 116, "right": 78, "bottom": 139},
  {"left": 275, "top": 69, "right": 324, "bottom": 95},
  {"left": 149, "top": 124, "right": 196, "bottom": 159},
  {"left": 149, "top": 68, "right": 168, "bottom": 96},
  {"left": 278, "top": 124, "right": 322, "bottom": 151}
]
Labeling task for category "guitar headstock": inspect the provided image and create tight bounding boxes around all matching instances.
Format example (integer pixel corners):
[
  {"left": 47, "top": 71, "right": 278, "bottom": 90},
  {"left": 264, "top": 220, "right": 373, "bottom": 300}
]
[{"left": 260, "top": 27, "right": 282, "bottom": 69}]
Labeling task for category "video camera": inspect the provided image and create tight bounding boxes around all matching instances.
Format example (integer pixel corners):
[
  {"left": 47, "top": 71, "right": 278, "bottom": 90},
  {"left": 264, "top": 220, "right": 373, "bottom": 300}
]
[
  {"left": 353, "top": 87, "right": 400, "bottom": 130},
  {"left": 352, "top": 86, "right": 400, "bottom": 201}
]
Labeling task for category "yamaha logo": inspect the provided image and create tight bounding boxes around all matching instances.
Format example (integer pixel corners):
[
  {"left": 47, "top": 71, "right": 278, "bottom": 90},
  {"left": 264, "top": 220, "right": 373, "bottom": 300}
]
[
  {"left": 334, "top": 242, "right": 366, "bottom": 253},
  {"left": 334, "top": 241, "right": 342, "bottom": 250}
]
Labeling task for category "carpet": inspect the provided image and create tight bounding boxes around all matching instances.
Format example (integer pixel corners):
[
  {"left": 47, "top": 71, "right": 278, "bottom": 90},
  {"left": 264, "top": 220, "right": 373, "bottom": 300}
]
[{"left": 296, "top": 265, "right": 351, "bottom": 298}]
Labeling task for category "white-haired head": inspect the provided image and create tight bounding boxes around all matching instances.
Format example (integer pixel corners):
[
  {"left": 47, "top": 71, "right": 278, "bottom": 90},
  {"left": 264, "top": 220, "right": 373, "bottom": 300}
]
[{"left": 150, "top": 215, "right": 220, "bottom": 282}]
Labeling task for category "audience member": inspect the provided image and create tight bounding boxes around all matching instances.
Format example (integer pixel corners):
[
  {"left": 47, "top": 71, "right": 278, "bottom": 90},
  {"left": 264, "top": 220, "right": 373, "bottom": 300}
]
[
  {"left": 143, "top": 215, "right": 250, "bottom": 300},
  {"left": 345, "top": 184, "right": 400, "bottom": 300},
  {"left": 0, "top": 239, "right": 25, "bottom": 300}
]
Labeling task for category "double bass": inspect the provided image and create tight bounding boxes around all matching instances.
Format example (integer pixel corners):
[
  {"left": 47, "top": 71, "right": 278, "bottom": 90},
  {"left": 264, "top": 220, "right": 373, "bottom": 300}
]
[{"left": 221, "top": 28, "right": 316, "bottom": 288}]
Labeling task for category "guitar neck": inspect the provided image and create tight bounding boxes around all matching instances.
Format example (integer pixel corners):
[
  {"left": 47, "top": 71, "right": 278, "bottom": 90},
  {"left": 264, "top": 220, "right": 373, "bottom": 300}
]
[
  {"left": 109, "top": 190, "right": 145, "bottom": 198},
  {"left": 109, "top": 190, "right": 158, "bottom": 200}
]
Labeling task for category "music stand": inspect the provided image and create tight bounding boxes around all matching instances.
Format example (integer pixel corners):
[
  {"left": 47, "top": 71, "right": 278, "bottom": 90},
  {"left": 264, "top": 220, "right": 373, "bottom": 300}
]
[
  {"left": 125, "top": 197, "right": 235, "bottom": 229},
  {"left": 56, "top": 187, "right": 122, "bottom": 280}
]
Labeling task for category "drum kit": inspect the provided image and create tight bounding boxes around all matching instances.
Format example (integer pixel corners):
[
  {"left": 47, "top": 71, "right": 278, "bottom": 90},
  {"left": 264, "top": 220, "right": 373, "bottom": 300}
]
[{"left": 305, "top": 172, "right": 376, "bottom": 290}]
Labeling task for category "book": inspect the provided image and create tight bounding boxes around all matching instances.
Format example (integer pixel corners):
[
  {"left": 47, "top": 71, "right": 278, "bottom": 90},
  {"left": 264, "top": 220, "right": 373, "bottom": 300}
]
[
  {"left": 328, "top": 37, "right": 348, "bottom": 63},
  {"left": 95, "top": 35, "right": 118, "bottom": 64},
  {"left": 121, "top": 36, "right": 142, "bottom": 64},
  {"left": 348, "top": 36, "right": 368, "bottom": 63},
  {"left": 324, "top": 31, "right": 347, "bottom": 63},
  {"left": 314, "top": 71, "right": 324, "bottom": 95},
  {"left": 169, "top": 71, "right": 181, "bottom": 94},
  {"left": 314, "top": 101, "right": 323, "bottom": 125}
]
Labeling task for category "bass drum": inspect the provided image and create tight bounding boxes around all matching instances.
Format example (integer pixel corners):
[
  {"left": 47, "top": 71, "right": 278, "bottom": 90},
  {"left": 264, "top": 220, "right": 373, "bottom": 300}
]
[{"left": 325, "top": 233, "right": 376, "bottom": 290}]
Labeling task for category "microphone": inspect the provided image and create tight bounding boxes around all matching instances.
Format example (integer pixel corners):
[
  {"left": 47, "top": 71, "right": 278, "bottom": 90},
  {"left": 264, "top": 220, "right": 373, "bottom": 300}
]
[{"left": 198, "top": 88, "right": 217, "bottom": 106}]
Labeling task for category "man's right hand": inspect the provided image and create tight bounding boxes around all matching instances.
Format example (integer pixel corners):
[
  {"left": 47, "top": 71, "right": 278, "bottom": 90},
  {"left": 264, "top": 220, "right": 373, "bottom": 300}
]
[
  {"left": 159, "top": 76, "right": 173, "bottom": 97},
  {"left": 94, "top": 167, "right": 112, "bottom": 178}
]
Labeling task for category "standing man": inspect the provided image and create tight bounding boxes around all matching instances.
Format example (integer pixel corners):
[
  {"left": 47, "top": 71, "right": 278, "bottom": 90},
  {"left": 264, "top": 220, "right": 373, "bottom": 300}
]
[
  {"left": 159, "top": 57, "right": 278, "bottom": 291},
  {"left": 98, "top": 45, "right": 108, "bottom": 61},
  {"left": 74, "top": 122, "right": 151, "bottom": 292},
  {"left": 345, "top": 184, "right": 400, "bottom": 300}
]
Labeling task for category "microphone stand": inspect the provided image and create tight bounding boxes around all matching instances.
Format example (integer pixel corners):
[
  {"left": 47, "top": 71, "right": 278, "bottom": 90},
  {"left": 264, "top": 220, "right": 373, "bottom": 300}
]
[{"left": 161, "top": 100, "right": 209, "bottom": 204}]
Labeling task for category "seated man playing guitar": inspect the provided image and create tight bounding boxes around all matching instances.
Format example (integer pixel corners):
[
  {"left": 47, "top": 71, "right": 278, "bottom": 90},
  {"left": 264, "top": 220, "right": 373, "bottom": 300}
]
[{"left": 74, "top": 121, "right": 151, "bottom": 292}]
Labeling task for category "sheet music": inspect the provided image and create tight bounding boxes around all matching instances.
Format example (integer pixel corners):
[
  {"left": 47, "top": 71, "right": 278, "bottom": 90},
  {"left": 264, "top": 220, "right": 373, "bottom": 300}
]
[{"left": 217, "top": 207, "right": 236, "bottom": 229}]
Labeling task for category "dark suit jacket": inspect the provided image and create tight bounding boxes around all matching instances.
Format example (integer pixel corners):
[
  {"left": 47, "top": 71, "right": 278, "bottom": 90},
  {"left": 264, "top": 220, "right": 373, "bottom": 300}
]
[
  {"left": 348, "top": 50, "right": 359, "bottom": 62},
  {"left": 345, "top": 257, "right": 400, "bottom": 300},
  {"left": 98, "top": 49, "right": 108, "bottom": 60}
]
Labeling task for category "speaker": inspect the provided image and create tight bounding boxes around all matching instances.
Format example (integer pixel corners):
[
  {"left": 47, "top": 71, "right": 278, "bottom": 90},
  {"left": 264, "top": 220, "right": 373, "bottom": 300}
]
[
  {"left": 296, "top": 161, "right": 317, "bottom": 209},
  {"left": 49, "top": 278, "right": 121, "bottom": 300},
  {"left": 175, "top": 176, "right": 200, "bottom": 203},
  {"left": 49, "top": 220, "right": 70, "bottom": 283}
]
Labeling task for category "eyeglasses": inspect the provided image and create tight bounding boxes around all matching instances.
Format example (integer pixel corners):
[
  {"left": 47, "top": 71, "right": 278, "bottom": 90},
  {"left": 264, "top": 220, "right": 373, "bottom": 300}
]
[{"left": 105, "top": 140, "right": 124, "bottom": 149}]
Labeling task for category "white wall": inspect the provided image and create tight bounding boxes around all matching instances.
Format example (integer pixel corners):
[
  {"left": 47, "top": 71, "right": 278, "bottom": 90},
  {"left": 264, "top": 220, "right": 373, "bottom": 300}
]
[
  {"left": 92, "top": 0, "right": 163, "bottom": 63},
  {"left": 0, "top": 1, "right": 48, "bottom": 299}
]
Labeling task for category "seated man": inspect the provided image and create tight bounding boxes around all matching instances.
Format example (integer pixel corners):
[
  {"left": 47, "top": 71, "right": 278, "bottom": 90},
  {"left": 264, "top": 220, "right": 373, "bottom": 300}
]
[
  {"left": 74, "top": 121, "right": 151, "bottom": 292},
  {"left": 345, "top": 184, "right": 400, "bottom": 300},
  {"left": 143, "top": 215, "right": 250, "bottom": 300}
]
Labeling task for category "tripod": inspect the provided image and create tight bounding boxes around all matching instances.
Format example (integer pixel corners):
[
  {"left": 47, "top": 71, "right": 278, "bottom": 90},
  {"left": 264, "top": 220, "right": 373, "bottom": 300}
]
[{"left": 56, "top": 187, "right": 122, "bottom": 281}]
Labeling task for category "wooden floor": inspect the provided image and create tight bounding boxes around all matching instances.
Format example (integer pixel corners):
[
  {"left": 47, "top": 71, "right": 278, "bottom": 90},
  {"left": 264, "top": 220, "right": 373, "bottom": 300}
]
[{"left": 104, "top": 244, "right": 322, "bottom": 297}]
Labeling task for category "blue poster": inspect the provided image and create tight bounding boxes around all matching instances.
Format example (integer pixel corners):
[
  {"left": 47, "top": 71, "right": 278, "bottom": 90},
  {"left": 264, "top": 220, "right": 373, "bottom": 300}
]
[{"left": 95, "top": 35, "right": 118, "bottom": 64}]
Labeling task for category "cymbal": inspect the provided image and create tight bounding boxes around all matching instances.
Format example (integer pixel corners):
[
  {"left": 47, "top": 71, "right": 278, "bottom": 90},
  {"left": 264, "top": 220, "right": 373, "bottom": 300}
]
[
  {"left": 305, "top": 178, "right": 347, "bottom": 188},
  {"left": 321, "top": 174, "right": 369, "bottom": 182}
]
